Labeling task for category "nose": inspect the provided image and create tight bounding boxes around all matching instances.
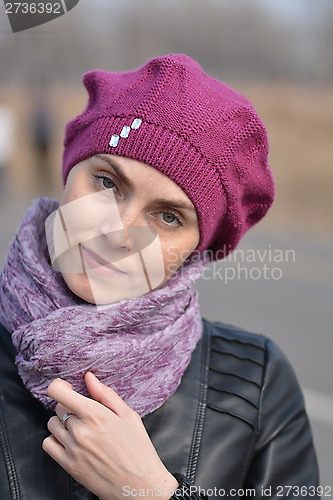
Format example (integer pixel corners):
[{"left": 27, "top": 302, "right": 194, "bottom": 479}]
[{"left": 102, "top": 204, "right": 146, "bottom": 252}]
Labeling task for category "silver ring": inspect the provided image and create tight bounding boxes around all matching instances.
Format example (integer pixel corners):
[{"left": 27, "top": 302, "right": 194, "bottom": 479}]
[{"left": 61, "top": 412, "right": 75, "bottom": 430}]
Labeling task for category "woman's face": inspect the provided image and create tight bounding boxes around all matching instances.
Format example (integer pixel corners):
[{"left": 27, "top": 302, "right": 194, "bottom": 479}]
[{"left": 49, "top": 155, "right": 200, "bottom": 305}]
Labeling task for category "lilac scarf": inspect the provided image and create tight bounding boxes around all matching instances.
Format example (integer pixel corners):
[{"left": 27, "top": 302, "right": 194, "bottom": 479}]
[{"left": 0, "top": 198, "right": 208, "bottom": 416}]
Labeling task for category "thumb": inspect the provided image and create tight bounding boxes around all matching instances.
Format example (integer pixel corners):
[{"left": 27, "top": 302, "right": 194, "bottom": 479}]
[{"left": 84, "top": 372, "right": 130, "bottom": 416}]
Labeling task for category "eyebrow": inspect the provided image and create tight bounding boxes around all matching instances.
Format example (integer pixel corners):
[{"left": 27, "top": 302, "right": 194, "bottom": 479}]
[{"left": 96, "top": 155, "right": 197, "bottom": 214}]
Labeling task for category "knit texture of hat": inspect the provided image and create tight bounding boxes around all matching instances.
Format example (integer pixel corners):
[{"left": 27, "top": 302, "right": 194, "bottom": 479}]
[{"left": 62, "top": 54, "right": 275, "bottom": 260}]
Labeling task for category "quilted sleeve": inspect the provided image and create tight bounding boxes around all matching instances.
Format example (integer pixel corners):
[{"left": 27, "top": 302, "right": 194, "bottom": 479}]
[{"left": 244, "top": 338, "right": 320, "bottom": 499}]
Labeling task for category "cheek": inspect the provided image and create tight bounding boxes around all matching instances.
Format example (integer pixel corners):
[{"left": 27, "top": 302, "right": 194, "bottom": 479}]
[
  {"left": 60, "top": 181, "right": 84, "bottom": 206},
  {"left": 60, "top": 165, "right": 93, "bottom": 206},
  {"left": 61, "top": 271, "right": 95, "bottom": 303},
  {"left": 161, "top": 231, "right": 199, "bottom": 275},
  {"left": 59, "top": 191, "right": 123, "bottom": 252}
]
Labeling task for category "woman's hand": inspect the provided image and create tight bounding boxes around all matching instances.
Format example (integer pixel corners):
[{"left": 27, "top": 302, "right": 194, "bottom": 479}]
[{"left": 42, "top": 372, "right": 178, "bottom": 500}]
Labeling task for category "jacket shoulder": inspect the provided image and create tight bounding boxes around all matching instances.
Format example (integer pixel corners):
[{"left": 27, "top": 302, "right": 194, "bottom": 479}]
[
  {"left": 202, "top": 317, "right": 301, "bottom": 404},
  {"left": 203, "top": 317, "right": 267, "bottom": 349},
  {"left": 201, "top": 318, "right": 267, "bottom": 434},
  {"left": 201, "top": 318, "right": 305, "bottom": 435}
]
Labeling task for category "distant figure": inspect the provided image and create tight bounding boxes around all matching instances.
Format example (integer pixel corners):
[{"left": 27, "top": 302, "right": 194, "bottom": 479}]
[
  {"left": 30, "top": 93, "right": 53, "bottom": 192},
  {"left": 0, "top": 103, "right": 15, "bottom": 199}
]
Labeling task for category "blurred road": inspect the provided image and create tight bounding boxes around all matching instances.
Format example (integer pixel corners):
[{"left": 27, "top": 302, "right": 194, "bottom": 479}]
[{"left": 0, "top": 196, "right": 332, "bottom": 488}]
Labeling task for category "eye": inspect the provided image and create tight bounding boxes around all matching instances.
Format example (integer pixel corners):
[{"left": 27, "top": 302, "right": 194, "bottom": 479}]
[
  {"left": 103, "top": 178, "right": 115, "bottom": 189},
  {"left": 94, "top": 175, "right": 117, "bottom": 190},
  {"left": 157, "top": 211, "right": 182, "bottom": 227}
]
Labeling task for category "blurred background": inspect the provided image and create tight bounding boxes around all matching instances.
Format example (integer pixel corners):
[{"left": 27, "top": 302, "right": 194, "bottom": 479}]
[{"left": 0, "top": 0, "right": 332, "bottom": 486}]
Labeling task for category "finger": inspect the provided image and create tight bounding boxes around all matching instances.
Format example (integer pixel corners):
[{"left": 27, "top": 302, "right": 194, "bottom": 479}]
[
  {"left": 84, "top": 372, "right": 134, "bottom": 417},
  {"left": 42, "top": 434, "right": 70, "bottom": 468},
  {"left": 47, "top": 415, "right": 69, "bottom": 445},
  {"left": 47, "top": 378, "right": 94, "bottom": 418},
  {"left": 54, "top": 404, "right": 79, "bottom": 434},
  {"left": 55, "top": 402, "right": 76, "bottom": 423}
]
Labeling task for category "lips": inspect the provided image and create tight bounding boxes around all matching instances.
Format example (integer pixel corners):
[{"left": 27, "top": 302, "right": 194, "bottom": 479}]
[{"left": 80, "top": 244, "right": 126, "bottom": 275}]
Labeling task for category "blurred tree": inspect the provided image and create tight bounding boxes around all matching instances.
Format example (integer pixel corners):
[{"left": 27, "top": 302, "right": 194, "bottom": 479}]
[{"left": 0, "top": 0, "right": 332, "bottom": 84}]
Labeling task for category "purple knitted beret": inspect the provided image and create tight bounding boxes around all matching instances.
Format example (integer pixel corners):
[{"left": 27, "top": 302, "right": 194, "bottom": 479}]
[{"left": 62, "top": 54, "right": 274, "bottom": 260}]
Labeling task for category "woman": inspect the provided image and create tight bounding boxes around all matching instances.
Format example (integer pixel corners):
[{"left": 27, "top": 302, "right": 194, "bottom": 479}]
[{"left": 0, "top": 54, "right": 319, "bottom": 499}]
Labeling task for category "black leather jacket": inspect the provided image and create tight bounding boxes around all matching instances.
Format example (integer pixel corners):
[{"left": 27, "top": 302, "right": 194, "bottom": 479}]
[{"left": 0, "top": 319, "right": 319, "bottom": 499}]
